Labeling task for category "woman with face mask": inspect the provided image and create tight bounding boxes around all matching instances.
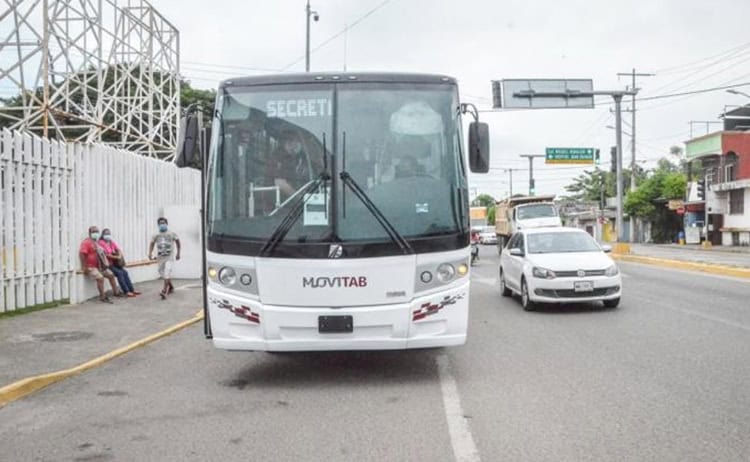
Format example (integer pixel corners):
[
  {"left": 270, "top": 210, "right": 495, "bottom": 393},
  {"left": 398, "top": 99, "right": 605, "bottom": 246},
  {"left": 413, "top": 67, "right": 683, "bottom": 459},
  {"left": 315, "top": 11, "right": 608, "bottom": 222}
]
[
  {"left": 79, "top": 226, "right": 120, "bottom": 303},
  {"left": 99, "top": 228, "right": 140, "bottom": 298}
]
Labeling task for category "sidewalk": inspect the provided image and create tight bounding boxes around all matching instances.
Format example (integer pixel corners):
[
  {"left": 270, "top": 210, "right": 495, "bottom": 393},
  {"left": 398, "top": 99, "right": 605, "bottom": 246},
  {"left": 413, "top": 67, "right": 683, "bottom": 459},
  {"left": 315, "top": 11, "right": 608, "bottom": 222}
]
[
  {"left": 628, "top": 244, "right": 750, "bottom": 269},
  {"left": 0, "top": 279, "right": 201, "bottom": 389}
]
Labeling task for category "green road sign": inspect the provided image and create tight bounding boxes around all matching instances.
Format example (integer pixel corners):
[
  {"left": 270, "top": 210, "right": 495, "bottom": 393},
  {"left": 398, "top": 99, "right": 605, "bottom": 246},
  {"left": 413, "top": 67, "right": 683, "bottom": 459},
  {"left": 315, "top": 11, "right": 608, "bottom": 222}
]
[{"left": 545, "top": 147, "right": 596, "bottom": 164}]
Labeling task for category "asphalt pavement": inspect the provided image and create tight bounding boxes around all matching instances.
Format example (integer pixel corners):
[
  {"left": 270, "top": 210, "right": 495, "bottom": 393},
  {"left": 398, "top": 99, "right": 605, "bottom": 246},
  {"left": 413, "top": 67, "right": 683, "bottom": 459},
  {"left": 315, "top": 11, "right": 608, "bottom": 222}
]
[{"left": 1, "top": 248, "right": 749, "bottom": 461}]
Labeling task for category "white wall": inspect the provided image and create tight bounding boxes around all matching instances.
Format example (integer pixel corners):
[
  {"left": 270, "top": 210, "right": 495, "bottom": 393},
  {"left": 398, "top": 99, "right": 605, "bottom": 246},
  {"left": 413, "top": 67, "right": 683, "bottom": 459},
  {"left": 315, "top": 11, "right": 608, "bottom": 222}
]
[
  {"left": 1, "top": 129, "right": 201, "bottom": 312},
  {"left": 722, "top": 188, "right": 750, "bottom": 230}
]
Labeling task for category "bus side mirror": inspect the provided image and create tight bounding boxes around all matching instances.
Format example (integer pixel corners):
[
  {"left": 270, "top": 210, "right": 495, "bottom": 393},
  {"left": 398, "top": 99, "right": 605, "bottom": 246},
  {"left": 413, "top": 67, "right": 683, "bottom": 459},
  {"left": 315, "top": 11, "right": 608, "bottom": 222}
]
[
  {"left": 468, "top": 122, "right": 489, "bottom": 173},
  {"left": 175, "top": 114, "right": 201, "bottom": 168}
]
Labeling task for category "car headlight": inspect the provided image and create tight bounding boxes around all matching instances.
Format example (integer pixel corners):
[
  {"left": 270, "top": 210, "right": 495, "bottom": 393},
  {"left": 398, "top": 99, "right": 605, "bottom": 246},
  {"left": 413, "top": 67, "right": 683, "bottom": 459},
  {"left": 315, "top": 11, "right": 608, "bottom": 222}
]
[
  {"left": 218, "top": 267, "right": 237, "bottom": 286},
  {"left": 605, "top": 265, "right": 619, "bottom": 277},
  {"left": 436, "top": 263, "right": 456, "bottom": 282},
  {"left": 532, "top": 267, "right": 556, "bottom": 279}
]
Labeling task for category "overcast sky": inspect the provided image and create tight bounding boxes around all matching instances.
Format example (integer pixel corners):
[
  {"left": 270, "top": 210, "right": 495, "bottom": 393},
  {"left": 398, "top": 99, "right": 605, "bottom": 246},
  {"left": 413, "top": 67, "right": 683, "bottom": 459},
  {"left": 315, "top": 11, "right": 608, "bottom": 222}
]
[{"left": 160, "top": 0, "right": 750, "bottom": 199}]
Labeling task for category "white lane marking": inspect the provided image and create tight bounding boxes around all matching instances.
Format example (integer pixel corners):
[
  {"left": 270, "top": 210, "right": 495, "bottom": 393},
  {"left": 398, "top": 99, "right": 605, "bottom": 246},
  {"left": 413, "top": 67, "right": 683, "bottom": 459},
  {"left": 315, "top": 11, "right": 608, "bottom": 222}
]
[{"left": 437, "top": 354, "right": 480, "bottom": 462}]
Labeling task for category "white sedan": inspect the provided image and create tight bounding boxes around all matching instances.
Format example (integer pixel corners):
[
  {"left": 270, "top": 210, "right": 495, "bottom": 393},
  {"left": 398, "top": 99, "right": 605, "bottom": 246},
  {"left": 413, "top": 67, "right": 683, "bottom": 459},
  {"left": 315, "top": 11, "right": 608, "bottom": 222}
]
[{"left": 499, "top": 227, "right": 622, "bottom": 310}]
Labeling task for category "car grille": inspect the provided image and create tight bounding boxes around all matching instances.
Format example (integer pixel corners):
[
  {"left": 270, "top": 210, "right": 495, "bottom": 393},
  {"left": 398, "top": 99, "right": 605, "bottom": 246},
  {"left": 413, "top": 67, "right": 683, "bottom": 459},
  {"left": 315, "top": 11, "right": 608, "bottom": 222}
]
[
  {"left": 535, "top": 286, "right": 620, "bottom": 298},
  {"left": 554, "top": 269, "right": 607, "bottom": 278}
]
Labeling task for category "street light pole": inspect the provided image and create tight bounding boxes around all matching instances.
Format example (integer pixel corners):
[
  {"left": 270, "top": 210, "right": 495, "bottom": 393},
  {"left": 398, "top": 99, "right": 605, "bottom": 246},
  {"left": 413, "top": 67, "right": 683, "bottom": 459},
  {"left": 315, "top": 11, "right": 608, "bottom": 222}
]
[{"left": 305, "top": 0, "right": 319, "bottom": 72}]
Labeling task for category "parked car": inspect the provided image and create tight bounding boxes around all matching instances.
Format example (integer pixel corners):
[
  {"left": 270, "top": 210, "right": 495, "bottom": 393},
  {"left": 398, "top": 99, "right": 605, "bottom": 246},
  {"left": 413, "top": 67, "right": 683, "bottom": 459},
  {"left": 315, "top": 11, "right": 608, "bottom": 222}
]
[
  {"left": 498, "top": 227, "right": 622, "bottom": 310},
  {"left": 479, "top": 226, "right": 497, "bottom": 245}
]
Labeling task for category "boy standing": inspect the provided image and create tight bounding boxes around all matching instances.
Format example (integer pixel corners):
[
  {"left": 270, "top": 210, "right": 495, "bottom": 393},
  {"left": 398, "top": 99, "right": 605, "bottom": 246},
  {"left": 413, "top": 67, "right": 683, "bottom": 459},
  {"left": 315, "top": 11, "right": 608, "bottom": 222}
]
[{"left": 148, "top": 217, "right": 181, "bottom": 299}]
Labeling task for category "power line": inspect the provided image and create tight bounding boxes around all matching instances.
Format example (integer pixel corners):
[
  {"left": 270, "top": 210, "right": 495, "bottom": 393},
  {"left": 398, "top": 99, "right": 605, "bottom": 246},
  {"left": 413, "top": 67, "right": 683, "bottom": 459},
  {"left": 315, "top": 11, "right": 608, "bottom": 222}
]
[
  {"left": 653, "top": 40, "right": 750, "bottom": 75},
  {"left": 183, "top": 61, "right": 284, "bottom": 73},
  {"left": 280, "top": 0, "right": 394, "bottom": 71}
]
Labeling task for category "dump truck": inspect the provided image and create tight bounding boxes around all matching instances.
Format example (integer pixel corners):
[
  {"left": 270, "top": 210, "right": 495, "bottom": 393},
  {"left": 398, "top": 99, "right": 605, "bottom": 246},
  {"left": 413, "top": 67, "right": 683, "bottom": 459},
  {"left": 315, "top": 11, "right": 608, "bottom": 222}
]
[{"left": 495, "top": 195, "right": 560, "bottom": 251}]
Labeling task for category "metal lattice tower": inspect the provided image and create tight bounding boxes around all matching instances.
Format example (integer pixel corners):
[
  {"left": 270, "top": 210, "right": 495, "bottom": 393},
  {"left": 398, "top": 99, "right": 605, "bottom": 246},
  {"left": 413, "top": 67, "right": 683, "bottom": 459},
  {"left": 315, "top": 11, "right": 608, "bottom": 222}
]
[{"left": 0, "top": 0, "right": 180, "bottom": 159}]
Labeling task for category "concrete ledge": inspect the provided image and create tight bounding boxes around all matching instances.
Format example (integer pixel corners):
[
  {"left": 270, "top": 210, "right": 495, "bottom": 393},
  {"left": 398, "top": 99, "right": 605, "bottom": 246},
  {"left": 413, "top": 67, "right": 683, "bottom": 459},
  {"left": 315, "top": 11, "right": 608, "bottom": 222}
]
[
  {"left": 0, "top": 310, "right": 203, "bottom": 408},
  {"left": 612, "top": 254, "right": 750, "bottom": 280}
]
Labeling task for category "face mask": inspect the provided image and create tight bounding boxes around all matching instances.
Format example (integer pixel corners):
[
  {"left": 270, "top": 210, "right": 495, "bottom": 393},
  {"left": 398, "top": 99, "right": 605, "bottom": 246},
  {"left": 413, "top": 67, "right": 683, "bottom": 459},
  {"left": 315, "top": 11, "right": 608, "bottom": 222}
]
[
  {"left": 90, "top": 232, "right": 100, "bottom": 240},
  {"left": 102, "top": 235, "right": 112, "bottom": 242},
  {"left": 159, "top": 224, "right": 168, "bottom": 232}
]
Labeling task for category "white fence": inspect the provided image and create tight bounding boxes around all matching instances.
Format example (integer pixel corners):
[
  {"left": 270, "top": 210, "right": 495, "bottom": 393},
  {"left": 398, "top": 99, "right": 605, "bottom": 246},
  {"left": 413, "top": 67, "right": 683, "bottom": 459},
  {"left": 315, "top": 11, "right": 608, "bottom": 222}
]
[{"left": 0, "top": 129, "right": 201, "bottom": 312}]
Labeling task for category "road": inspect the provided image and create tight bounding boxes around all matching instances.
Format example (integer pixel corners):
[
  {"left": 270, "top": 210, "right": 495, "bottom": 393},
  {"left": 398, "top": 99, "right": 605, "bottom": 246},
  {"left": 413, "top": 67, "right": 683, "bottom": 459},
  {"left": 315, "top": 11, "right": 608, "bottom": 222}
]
[{"left": 1, "top": 248, "right": 749, "bottom": 461}]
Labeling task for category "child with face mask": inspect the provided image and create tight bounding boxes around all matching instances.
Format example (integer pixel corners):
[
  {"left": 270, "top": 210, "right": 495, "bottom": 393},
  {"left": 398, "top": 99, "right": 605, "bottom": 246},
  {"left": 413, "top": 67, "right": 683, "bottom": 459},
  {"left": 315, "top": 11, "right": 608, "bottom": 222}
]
[
  {"left": 79, "top": 225, "right": 120, "bottom": 303},
  {"left": 99, "top": 228, "right": 140, "bottom": 298},
  {"left": 148, "top": 217, "right": 181, "bottom": 299}
]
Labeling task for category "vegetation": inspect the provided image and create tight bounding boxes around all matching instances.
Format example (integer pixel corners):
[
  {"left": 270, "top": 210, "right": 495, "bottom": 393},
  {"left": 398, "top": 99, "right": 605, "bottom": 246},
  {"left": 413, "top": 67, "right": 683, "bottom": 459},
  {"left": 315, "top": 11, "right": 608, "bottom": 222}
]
[
  {"left": 471, "top": 193, "right": 497, "bottom": 225},
  {"left": 624, "top": 158, "right": 687, "bottom": 242}
]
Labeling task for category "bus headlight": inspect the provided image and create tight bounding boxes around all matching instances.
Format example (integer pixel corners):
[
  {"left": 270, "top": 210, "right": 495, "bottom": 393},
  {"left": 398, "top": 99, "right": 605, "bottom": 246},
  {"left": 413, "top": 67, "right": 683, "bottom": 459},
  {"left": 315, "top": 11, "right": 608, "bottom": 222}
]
[
  {"left": 456, "top": 263, "right": 469, "bottom": 277},
  {"left": 218, "top": 267, "right": 237, "bottom": 286},
  {"left": 436, "top": 263, "right": 456, "bottom": 282},
  {"left": 207, "top": 267, "right": 218, "bottom": 279},
  {"left": 240, "top": 273, "right": 253, "bottom": 285}
]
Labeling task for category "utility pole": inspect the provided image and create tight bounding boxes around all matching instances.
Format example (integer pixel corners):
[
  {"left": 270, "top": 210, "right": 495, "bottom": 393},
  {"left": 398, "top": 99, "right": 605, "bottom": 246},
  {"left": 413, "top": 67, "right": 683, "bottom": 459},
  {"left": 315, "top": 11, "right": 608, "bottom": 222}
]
[
  {"left": 305, "top": 1, "right": 319, "bottom": 72},
  {"left": 519, "top": 154, "right": 544, "bottom": 196},
  {"left": 613, "top": 94, "right": 626, "bottom": 243},
  {"left": 617, "top": 69, "right": 654, "bottom": 243},
  {"left": 504, "top": 168, "right": 514, "bottom": 197}
]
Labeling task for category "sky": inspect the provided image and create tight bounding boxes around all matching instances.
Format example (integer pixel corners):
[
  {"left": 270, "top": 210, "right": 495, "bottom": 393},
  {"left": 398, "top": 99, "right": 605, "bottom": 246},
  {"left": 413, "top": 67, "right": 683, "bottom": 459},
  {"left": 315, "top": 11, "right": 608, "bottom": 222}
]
[{"left": 158, "top": 0, "right": 750, "bottom": 199}]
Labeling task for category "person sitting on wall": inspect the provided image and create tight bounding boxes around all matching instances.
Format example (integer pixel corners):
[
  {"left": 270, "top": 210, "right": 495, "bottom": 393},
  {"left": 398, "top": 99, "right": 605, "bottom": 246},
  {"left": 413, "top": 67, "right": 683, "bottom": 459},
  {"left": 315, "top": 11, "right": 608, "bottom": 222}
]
[
  {"left": 79, "top": 226, "right": 120, "bottom": 303},
  {"left": 99, "top": 228, "right": 140, "bottom": 298}
]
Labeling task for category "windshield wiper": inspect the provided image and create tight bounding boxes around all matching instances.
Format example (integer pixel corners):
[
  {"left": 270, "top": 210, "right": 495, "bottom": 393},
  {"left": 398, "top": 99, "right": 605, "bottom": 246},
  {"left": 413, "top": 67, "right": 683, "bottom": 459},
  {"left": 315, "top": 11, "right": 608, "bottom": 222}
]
[
  {"left": 260, "top": 133, "right": 331, "bottom": 257},
  {"left": 258, "top": 173, "right": 330, "bottom": 257},
  {"left": 339, "top": 171, "right": 413, "bottom": 255}
]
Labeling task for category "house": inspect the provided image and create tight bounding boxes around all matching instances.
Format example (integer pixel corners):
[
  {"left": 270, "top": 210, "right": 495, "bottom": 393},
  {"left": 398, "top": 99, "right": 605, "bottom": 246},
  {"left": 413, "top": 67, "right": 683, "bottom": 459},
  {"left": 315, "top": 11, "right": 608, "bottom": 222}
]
[{"left": 685, "top": 106, "right": 750, "bottom": 246}]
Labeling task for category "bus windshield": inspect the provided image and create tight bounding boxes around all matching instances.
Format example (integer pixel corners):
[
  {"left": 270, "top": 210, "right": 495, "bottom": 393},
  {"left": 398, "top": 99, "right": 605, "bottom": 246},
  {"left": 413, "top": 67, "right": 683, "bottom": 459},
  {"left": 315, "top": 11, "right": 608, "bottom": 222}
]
[{"left": 207, "top": 81, "right": 467, "bottom": 257}]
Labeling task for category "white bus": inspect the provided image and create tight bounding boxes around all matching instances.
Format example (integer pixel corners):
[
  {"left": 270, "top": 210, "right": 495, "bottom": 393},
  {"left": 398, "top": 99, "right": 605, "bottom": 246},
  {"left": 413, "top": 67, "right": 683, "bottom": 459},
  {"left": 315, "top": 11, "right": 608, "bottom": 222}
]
[{"left": 178, "top": 73, "right": 489, "bottom": 351}]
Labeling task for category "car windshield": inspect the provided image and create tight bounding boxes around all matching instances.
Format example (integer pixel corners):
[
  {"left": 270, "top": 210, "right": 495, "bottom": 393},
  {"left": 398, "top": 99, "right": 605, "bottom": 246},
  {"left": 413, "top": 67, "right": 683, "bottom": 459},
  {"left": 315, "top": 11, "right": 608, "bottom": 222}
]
[
  {"left": 527, "top": 232, "right": 601, "bottom": 254},
  {"left": 517, "top": 204, "right": 557, "bottom": 220}
]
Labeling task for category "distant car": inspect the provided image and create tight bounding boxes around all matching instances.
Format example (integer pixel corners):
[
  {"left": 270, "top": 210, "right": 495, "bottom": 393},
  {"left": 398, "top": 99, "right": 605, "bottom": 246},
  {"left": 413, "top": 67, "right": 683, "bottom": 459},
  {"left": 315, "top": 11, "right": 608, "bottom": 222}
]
[
  {"left": 498, "top": 227, "right": 622, "bottom": 310},
  {"left": 479, "top": 227, "right": 497, "bottom": 245}
]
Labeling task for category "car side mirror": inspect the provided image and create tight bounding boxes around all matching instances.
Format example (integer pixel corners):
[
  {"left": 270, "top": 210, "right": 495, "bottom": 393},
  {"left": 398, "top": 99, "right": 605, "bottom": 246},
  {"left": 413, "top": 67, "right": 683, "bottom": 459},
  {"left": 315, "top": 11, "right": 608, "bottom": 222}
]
[
  {"left": 509, "top": 247, "right": 524, "bottom": 257},
  {"left": 601, "top": 244, "right": 612, "bottom": 253},
  {"left": 468, "top": 122, "right": 490, "bottom": 173}
]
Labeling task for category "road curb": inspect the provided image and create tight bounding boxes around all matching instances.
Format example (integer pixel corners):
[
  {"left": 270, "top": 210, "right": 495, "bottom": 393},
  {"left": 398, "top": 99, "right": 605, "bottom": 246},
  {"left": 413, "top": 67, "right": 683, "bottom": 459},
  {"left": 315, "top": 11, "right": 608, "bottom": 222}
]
[
  {"left": 0, "top": 311, "right": 204, "bottom": 409},
  {"left": 612, "top": 254, "right": 750, "bottom": 280}
]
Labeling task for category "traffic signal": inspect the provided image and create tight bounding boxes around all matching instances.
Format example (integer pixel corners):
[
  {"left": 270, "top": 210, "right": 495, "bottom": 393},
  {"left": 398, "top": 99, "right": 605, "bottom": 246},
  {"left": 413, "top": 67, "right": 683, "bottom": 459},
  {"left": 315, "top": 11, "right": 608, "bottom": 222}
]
[
  {"left": 610, "top": 146, "right": 617, "bottom": 172},
  {"left": 594, "top": 148, "right": 601, "bottom": 165},
  {"left": 529, "top": 178, "right": 536, "bottom": 196},
  {"left": 697, "top": 179, "right": 706, "bottom": 200}
]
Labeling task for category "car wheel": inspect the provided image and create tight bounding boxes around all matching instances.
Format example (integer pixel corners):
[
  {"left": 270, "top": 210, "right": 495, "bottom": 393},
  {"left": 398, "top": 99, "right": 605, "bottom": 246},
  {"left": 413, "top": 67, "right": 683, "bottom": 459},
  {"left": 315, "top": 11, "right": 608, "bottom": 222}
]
[
  {"left": 603, "top": 298, "right": 620, "bottom": 309},
  {"left": 521, "top": 278, "right": 536, "bottom": 311},
  {"left": 499, "top": 268, "right": 512, "bottom": 297}
]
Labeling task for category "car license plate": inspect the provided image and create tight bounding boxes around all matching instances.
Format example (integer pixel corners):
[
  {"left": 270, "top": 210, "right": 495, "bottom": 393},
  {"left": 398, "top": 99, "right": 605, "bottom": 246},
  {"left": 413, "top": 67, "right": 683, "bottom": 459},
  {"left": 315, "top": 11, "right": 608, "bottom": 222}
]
[
  {"left": 318, "top": 315, "right": 353, "bottom": 333},
  {"left": 574, "top": 281, "right": 594, "bottom": 293}
]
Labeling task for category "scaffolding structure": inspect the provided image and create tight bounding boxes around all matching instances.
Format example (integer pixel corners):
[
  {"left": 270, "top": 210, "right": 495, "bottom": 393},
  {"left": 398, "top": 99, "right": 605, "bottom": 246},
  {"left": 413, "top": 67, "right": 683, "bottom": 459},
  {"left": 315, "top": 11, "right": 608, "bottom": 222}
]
[{"left": 0, "top": 0, "right": 180, "bottom": 158}]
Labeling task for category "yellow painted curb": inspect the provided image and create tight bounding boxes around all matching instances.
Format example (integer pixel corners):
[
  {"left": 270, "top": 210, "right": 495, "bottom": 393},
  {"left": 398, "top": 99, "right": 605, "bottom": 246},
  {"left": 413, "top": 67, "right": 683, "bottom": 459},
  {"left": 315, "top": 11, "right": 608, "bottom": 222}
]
[
  {"left": 0, "top": 311, "right": 204, "bottom": 408},
  {"left": 612, "top": 254, "right": 750, "bottom": 280}
]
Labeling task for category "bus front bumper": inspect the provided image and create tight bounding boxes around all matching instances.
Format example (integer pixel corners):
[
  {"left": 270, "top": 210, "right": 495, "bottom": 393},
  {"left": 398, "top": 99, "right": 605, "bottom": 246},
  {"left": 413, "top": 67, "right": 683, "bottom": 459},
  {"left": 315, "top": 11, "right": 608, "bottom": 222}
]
[{"left": 206, "top": 283, "right": 469, "bottom": 351}]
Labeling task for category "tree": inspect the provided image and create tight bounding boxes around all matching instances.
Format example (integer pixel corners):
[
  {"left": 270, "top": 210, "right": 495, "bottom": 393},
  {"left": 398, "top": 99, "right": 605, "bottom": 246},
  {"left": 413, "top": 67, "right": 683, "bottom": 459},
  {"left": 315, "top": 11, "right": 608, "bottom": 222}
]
[
  {"left": 471, "top": 194, "right": 496, "bottom": 207},
  {"left": 180, "top": 81, "right": 216, "bottom": 123},
  {"left": 487, "top": 207, "right": 496, "bottom": 225},
  {"left": 624, "top": 158, "right": 687, "bottom": 242}
]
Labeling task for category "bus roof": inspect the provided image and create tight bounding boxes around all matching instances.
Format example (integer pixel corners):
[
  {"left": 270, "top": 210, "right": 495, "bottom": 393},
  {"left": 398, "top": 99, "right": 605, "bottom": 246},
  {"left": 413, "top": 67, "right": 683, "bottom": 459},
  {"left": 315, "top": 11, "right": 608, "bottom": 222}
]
[{"left": 220, "top": 72, "right": 458, "bottom": 89}]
